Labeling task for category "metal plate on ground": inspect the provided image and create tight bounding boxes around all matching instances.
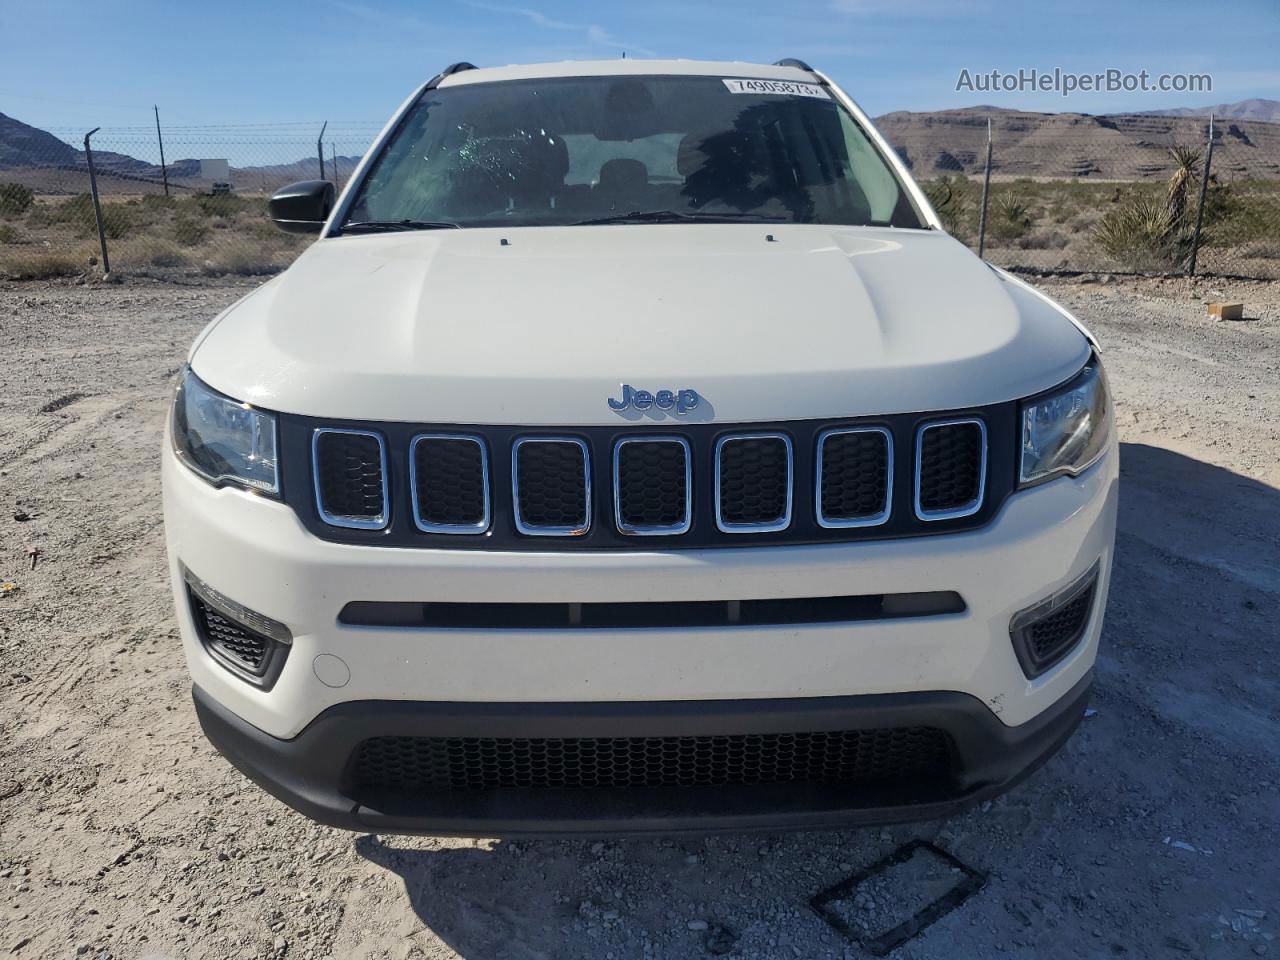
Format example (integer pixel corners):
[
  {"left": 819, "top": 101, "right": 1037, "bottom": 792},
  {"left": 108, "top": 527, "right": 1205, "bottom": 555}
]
[{"left": 810, "top": 839, "right": 986, "bottom": 956}]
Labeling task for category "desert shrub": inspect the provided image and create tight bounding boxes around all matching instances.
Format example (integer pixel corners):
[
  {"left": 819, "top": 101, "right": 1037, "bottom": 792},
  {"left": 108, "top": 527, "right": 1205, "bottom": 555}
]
[
  {"left": 42, "top": 194, "right": 131, "bottom": 239},
  {"left": 0, "top": 250, "right": 87, "bottom": 280},
  {"left": 988, "top": 194, "right": 1034, "bottom": 242},
  {"left": 139, "top": 193, "right": 177, "bottom": 212},
  {"left": 0, "top": 183, "right": 34, "bottom": 217},
  {"left": 199, "top": 247, "right": 281, "bottom": 276},
  {"left": 1091, "top": 193, "right": 1188, "bottom": 271},
  {"left": 121, "top": 236, "right": 189, "bottom": 269},
  {"left": 0, "top": 223, "right": 21, "bottom": 243},
  {"left": 173, "top": 217, "right": 210, "bottom": 246},
  {"left": 188, "top": 193, "right": 256, "bottom": 219}
]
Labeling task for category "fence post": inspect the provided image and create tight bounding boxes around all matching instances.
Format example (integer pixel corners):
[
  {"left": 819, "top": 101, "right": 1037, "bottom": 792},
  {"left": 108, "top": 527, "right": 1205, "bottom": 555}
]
[
  {"left": 83, "top": 127, "right": 110, "bottom": 275},
  {"left": 976, "top": 117, "right": 993, "bottom": 259},
  {"left": 154, "top": 105, "right": 170, "bottom": 198},
  {"left": 331, "top": 143, "right": 338, "bottom": 188},
  {"left": 317, "top": 121, "right": 328, "bottom": 180},
  {"left": 1187, "top": 112, "right": 1215, "bottom": 278}
]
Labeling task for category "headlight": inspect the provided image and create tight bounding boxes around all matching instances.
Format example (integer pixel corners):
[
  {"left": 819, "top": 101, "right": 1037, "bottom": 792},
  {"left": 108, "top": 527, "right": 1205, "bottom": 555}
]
[
  {"left": 1019, "top": 359, "right": 1110, "bottom": 487},
  {"left": 172, "top": 368, "right": 279, "bottom": 495}
]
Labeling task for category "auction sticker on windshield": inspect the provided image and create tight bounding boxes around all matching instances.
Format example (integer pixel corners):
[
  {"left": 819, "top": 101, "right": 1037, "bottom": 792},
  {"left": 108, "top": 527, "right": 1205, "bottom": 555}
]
[{"left": 722, "top": 78, "right": 831, "bottom": 98}]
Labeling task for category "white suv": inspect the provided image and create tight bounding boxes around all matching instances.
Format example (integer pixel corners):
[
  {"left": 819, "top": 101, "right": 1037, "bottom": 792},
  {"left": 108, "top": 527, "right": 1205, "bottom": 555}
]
[{"left": 163, "top": 58, "right": 1117, "bottom": 835}]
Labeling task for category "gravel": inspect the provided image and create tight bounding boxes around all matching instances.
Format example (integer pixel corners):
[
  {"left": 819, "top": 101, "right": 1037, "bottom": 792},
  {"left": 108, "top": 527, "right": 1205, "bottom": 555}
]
[{"left": 0, "top": 272, "right": 1277, "bottom": 959}]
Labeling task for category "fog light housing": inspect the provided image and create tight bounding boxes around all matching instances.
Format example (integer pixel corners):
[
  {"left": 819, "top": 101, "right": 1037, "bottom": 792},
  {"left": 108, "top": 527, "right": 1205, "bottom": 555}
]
[
  {"left": 184, "top": 567, "right": 291, "bottom": 689},
  {"left": 1009, "top": 561, "right": 1100, "bottom": 678}
]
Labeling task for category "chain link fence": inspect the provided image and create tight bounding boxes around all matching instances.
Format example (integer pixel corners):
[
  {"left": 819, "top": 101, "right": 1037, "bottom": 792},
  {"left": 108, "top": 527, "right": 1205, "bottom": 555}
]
[
  {"left": 0, "top": 122, "right": 380, "bottom": 279},
  {"left": 1, "top": 114, "right": 1277, "bottom": 280},
  {"left": 885, "top": 111, "right": 1280, "bottom": 279}
]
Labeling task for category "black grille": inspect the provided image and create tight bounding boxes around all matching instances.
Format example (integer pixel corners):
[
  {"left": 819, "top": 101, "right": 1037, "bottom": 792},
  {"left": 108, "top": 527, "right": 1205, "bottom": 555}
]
[
  {"left": 819, "top": 429, "right": 890, "bottom": 524},
  {"left": 514, "top": 439, "right": 588, "bottom": 532},
  {"left": 314, "top": 431, "right": 386, "bottom": 524},
  {"left": 283, "top": 404, "right": 1020, "bottom": 550},
  {"left": 917, "top": 421, "right": 984, "bottom": 516},
  {"left": 351, "top": 726, "right": 953, "bottom": 792},
  {"left": 717, "top": 435, "right": 791, "bottom": 528},
  {"left": 412, "top": 436, "right": 488, "bottom": 530},
  {"left": 1027, "top": 585, "right": 1094, "bottom": 662},
  {"left": 615, "top": 439, "right": 689, "bottom": 532},
  {"left": 191, "top": 593, "right": 269, "bottom": 674}
]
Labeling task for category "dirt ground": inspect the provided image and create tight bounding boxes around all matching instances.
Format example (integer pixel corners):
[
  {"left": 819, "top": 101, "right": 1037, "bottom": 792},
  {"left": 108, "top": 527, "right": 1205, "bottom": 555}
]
[{"left": 1, "top": 272, "right": 1278, "bottom": 960}]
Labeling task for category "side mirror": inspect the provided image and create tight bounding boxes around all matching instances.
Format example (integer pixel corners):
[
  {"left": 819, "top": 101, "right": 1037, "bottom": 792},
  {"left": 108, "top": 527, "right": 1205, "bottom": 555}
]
[{"left": 269, "top": 180, "right": 336, "bottom": 234}]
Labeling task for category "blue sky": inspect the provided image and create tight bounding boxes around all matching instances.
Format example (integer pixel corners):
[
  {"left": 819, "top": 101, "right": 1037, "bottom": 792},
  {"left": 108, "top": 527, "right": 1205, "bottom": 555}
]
[{"left": 3, "top": 0, "right": 1277, "bottom": 134}]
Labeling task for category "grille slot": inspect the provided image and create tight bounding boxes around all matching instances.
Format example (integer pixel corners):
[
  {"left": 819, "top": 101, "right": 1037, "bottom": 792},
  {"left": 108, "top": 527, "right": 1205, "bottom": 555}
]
[
  {"left": 817, "top": 427, "right": 892, "bottom": 528},
  {"left": 512, "top": 438, "right": 591, "bottom": 536},
  {"left": 410, "top": 434, "right": 490, "bottom": 534},
  {"left": 915, "top": 419, "right": 987, "bottom": 520},
  {"left": 313, "top": 429, "right": 388, "bottom": 529},
  {"left": 351, "top": 726, "right": 954, "bottom": 793},
  {"left": 340, "top": 591, "right": 966, "bottom": 629},
  {"left": 715, "top": 433, "right": 793, "bottom": 532},
  {"left": 613, "top": 437, "right": 691, "bottom": 535}
]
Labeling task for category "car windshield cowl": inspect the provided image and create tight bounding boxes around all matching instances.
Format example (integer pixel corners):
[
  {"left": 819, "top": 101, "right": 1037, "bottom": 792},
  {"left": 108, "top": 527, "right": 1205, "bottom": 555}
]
[{"left": 340, "top": 74, "right": 925, "bottom": 233}]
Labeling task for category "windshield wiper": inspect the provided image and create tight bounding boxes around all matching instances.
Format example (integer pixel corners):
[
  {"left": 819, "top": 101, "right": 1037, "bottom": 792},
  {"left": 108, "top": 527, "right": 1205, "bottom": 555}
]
[
  {"left": 573, "top": 210, "right": 787, "bottom": 226},
  {"left": 339, "top": 219, "right": 462, "bottom": 234}
]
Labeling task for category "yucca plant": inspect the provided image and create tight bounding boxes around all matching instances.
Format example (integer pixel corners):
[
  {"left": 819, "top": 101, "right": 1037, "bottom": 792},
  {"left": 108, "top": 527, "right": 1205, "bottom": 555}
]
[
  {"left": 988, "top": 193, "right": 1034, "bottom": 242},
  {"left": 1165, "top": 145, "right": 1203, "bottom": 231}
]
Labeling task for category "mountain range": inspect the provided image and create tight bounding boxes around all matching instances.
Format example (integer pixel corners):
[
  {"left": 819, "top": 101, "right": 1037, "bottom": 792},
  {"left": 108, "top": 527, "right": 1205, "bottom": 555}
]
[{"left": 2, "top": 97, "right": 1278, "bottom": 190}]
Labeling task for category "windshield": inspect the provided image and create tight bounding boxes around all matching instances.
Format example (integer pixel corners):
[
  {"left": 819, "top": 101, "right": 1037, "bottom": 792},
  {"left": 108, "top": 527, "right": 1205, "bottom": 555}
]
[{"left": 340, "top": 75, "right": 925, "bottom": 230}]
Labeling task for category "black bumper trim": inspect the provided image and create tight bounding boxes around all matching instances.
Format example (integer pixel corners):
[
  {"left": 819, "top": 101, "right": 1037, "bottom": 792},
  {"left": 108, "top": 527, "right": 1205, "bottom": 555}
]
[{"left": 192, "top": 673, "right": 1091, "bottom": 837}]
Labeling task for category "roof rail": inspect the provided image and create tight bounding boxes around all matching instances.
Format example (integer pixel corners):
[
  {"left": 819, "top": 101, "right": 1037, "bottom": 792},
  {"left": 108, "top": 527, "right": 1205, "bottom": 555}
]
[
  {"left": 425, "top": 62, "right": 477, "bottom": 90},
  {"left": 774, "top": 58, "right": 814, "bottom": 71}
]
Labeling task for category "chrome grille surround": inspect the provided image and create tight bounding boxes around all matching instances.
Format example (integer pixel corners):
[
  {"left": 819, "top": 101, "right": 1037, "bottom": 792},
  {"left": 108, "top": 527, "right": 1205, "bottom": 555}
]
[
  {"left": 913, "top": 418, "right": 988, "bottom": 522},
  {"left": 714, "top": 432, "right": 794, "bottom": 534},
  {"left": 612, "top": 436, "right": 693, "bottom": 536},
  {"left": 815, "top": 426, "right": 893, "bottom": 529},
  {"left": 311, "top": 427, "right": 390, "bottom": 530},
  {"left": 409, "top": 433, "right": 491, "bottom": 535},
  {"left": 511, "top": 436, "right": 592, "bottom": 537}
]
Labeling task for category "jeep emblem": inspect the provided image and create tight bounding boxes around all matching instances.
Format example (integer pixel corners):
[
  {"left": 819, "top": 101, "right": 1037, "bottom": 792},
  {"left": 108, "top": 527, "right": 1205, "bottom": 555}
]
[{"left": 608, "top": 384, "right": 701, "bottom": 415}]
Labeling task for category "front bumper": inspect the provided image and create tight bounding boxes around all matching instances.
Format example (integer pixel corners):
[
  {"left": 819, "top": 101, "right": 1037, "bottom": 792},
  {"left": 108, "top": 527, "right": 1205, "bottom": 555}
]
[
  {"left": 163, "top": 442, "right": 1117, "bottom": 740},
  {"left": 193, "top": 670, "right": 1092, "bottom": 837}
]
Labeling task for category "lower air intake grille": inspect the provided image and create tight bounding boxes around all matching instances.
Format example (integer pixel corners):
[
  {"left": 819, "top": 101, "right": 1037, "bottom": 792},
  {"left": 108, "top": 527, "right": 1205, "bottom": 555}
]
[
  {"left": 1009, "top": 562, "right": 1100, "bottom": 678},
  {"left": 917, "top": 420, "right": 985, "bottom": 518},
  {"left": 190, "top": 592, "right": 269, "bottom": 675},
  {"left": 351, "top": 727, "right": 953, "bottom": 792},
  {"left": 1027, "top": 585, "right": 1095, "bottom": 662},
  {"left": 313, "top": 430, "right": 387, "bottom": 528},
  {"left": 717, "top": 434, "right": 792, "bottom": 530},
  {"left": 513, "top": 439, "right": 589, "bottom": 534}
]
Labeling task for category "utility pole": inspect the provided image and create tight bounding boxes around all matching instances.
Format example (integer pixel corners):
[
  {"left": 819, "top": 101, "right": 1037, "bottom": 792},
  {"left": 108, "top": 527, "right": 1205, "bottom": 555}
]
[
  {"left": 317, "top": 121, "right": 328, "bottom": 181},
  {"left": 154, "top": 105, "right": 169, "bottom": 197}
]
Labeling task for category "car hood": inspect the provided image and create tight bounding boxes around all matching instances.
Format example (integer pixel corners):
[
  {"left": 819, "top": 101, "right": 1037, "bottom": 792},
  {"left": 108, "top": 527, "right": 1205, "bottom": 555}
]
[{"left": 192, "top": 225, "right": 1090, "bottom": 425}]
